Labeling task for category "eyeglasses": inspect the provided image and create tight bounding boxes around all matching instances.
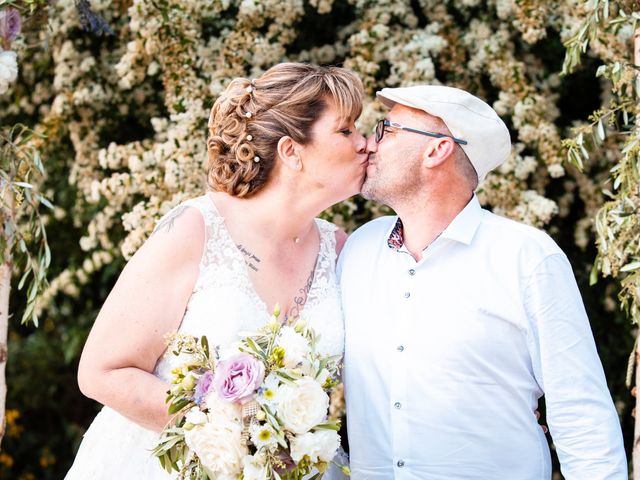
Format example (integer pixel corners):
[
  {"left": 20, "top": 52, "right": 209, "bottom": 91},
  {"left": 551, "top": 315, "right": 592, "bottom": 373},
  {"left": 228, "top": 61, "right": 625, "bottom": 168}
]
[{"left": 375, "top": 119, "right": 467, "bottom": 145}]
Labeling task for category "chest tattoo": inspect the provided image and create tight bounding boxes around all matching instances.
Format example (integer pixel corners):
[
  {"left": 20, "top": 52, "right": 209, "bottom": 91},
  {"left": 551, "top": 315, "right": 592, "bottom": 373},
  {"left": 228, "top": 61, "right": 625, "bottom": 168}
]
[
  {"left": 285, "top": 268, "right": 315, "bottom": 322},
  {"left": 236, "top": 244, "right": 261, "bottom": 272}
]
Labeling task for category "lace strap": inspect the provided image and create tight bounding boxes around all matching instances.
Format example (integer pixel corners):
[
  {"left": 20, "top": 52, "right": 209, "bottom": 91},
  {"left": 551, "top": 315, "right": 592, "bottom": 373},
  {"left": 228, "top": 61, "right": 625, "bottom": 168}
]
[
  {"left": 153, "top": 195, "right": 221, "bottom": 231},
  {"left": 315, "top": 218, "right": 338, "bottom": 266}
]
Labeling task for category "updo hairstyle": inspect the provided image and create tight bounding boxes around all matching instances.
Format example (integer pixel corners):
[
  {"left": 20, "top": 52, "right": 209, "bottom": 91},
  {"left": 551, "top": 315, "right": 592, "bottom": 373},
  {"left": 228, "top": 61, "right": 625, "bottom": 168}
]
[{"left": 206, "top": 63, "right": 364, "bottom": 197}]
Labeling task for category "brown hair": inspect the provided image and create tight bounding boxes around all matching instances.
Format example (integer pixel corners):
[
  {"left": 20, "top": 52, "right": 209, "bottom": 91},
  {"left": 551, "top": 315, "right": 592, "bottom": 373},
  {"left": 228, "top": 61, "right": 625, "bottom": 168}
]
[{"left": 206, "top": 63, "right": 364, "bottom": 197}]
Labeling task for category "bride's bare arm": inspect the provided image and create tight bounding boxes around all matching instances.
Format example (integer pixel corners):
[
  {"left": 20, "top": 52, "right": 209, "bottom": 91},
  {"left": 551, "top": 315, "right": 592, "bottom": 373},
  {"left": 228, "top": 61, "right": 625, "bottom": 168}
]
[{"left": 77, "top": 206, "right": 204, "bottom": 432}]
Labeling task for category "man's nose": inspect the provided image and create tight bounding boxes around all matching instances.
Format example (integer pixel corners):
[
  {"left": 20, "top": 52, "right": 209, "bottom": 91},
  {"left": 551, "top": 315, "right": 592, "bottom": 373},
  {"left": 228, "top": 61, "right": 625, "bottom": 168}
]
[{"left": 366, "top": 134, "right": 378, "bottom": 154}]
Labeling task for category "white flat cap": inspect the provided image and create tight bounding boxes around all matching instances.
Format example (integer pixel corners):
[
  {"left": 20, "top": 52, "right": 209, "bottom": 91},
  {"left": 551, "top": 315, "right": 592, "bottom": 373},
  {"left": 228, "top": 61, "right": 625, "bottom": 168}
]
[{"left": 376, "top": 85, "right": 511, "bottom": 183}]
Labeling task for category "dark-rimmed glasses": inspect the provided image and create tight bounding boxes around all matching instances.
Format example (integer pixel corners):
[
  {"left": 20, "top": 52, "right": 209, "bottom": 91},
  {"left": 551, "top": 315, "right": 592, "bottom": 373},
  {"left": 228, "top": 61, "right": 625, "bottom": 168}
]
[{"left": 375, "top": 119, "right": 467, "bottom": 145}]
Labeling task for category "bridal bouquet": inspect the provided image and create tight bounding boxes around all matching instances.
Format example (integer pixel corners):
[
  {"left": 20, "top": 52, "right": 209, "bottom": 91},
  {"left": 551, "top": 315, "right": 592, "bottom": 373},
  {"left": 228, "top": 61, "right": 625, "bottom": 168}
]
[{"left": 153, "top": 307, "right": 346, "bottom": 480}]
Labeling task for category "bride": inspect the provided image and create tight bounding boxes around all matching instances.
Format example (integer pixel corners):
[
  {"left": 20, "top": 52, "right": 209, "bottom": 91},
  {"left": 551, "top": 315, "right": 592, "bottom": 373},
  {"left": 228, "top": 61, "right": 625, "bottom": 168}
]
[{"left": 65, "top": 62, "right": 368, "bottom": 479}]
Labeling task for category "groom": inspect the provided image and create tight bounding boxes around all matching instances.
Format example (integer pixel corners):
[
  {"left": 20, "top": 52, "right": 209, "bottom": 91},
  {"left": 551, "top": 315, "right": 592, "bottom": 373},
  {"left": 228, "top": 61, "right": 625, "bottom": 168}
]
[{"left": 337, "top": 85, "right": 627, "bottom": 479}]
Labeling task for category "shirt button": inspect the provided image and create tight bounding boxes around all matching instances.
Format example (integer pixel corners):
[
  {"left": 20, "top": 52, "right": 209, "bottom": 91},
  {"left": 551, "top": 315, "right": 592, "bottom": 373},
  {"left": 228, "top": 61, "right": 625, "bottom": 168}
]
[
  {"left": 394, "top": 402, "right": 402, "bottom": 409},
  {"left": 409, "top": 269, "right": 415, "bottom": 275},
  {"left": 397, "top": 345, "right": 405, "bottom": 352},
  {"left": 397, "top": 460, "right": 405, "bottom": 468},
  {"left": 404, "top": 292, "right": 410, "bottom": 298}
]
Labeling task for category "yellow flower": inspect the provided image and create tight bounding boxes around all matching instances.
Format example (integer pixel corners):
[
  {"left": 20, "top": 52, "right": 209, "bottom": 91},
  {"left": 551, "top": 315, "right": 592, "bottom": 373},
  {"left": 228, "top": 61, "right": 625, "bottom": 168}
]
[
  {"left": 263, "top": 388, "right": 274, "bottom": 399},
  {"left": 271, "top": 346, "right": 285, "bottom": 368},
  {"left": 5, "top": 409, "right": 23, "bottom": 438},
  {"left": 39, "top": 447, "right": 56, "bottom": 468},
  {"left": 0, "top": 452, "right": 13, "bottom": 468},
  {"left": 258, "top": 428, "right": 271, "bottom": 442}
]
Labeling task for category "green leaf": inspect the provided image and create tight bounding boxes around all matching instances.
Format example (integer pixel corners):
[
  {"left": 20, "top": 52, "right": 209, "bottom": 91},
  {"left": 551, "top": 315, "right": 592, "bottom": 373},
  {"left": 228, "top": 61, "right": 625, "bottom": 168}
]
[
  {"left": 313, "top": 422, "right": 341, "bottom": 431},
  {"left": 21, "top": 301, "right": 35, "bottom": 325},
  {"left": 579, "top": 143, "right": 590, "bottom": 160},
  {"left": 613, "top": 175, "right": 622, "bottom": 190},
  {"left": 33, "top": 151, "right": 44, "bottom": 174},
  {"left": 201, "top": 335, "right": 209, "bottom": 359},
  {"left": 168, "top": 398, "right": 191, "bottom": 414},
  {"left": 621, "top": 261, "right": 640, "bottom": 272},
  {"left": 17, "top": 267, "right": 30, "bottom": 290},
  {"left": 589, "top": 262, "right": 600, "bottom": 286},
  {"left": 597, "top": 120, "right": 605, "bottom": 140},
  {"left": 44, "top": 243, "right": 51, "bottom": 267},
  {"left": 37, "top": 195, "right": 54, "bottom": 210}
]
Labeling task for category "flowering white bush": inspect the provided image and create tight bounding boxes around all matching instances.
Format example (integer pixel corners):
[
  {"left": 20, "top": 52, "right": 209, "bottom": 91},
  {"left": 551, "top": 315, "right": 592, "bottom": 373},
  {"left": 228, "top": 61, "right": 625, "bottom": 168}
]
[
  {"left": 0, "top": 0, "right": 613, "bottom": 320},
  {"left": 0, "top": 50, "right": 18, "bottom": 94}
]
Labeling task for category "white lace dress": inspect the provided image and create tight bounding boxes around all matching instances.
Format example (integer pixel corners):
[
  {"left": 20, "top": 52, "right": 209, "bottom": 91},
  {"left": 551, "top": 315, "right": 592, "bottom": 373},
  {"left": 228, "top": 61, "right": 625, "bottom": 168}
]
[{"left": 65, "top": 194, "right": 346, "bottom": 479}]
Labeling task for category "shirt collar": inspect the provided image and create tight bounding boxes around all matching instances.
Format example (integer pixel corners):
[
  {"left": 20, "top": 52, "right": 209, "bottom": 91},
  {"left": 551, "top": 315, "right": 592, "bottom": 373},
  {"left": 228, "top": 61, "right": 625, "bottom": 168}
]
[{"left": 386, "top": 194, "right": 482, "bottom": 251}]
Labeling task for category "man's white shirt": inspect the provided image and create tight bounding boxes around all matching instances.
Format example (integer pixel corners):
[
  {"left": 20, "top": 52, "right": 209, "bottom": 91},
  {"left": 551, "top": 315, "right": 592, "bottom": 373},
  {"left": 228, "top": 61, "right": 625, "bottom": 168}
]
[{"left": 337, "top": 195, "right": 626, "bottom": 480}]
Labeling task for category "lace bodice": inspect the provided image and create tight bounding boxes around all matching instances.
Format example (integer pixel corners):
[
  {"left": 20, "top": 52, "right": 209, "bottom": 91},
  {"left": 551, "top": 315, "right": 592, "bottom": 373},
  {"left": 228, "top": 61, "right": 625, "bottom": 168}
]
[
  {"left": 154, "top": 194, "right": 345, "bottom": 381},
  {"left": 65, "top": 193, "right": 346, "bottom": 480}
]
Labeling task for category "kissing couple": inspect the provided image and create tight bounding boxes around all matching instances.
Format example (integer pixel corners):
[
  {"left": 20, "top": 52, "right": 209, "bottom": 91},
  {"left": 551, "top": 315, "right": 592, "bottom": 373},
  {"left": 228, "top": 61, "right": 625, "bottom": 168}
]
[{"left": 66, "top": 62, "right": 626, "bottom": 480}]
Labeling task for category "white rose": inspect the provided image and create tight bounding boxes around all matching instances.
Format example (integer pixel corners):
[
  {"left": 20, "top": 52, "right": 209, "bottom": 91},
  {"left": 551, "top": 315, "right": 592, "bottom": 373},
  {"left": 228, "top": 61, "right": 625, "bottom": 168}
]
[
  {"left": 184, "top": 410, "right": 246, "bottom": 477},
  {"left": 184, "top": 407, "right": 207, "bottom": 427},
  {"left": 0, "top": 50, "right": 18, "bottom": 95},
  {"left": 242, "top": 454, "right": 268, "bottom": 480},
  {"left": 276, "top": 326, "right": 311, "bottom": 368},
  {"left": 277, "top": 377, "right": 329, "bottom": 434},
  {"left": 315, "top": 368, "right": 330, "bottom": 387},
  {"left": 290, "top": 429, "right": 340, "bottom": 463},
  {"left": 204, "top": 392, "right": 242, "bottom": 424}
]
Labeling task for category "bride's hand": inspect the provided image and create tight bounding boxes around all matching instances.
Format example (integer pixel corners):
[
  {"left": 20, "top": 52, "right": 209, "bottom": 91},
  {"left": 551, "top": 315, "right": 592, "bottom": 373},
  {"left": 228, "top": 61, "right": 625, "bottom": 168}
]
[{"left": 535, "top": 410, "right": 548, "bottom": 434}]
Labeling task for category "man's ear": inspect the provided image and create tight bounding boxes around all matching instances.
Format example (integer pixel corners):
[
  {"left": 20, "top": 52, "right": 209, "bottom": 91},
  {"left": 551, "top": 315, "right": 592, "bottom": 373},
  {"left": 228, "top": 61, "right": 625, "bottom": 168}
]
[
  {"left": 277, "top": 136, "right": 302, "bottom": 171},
  {"left": 422, "top": 137, "right": 455, "bottom": 169}
]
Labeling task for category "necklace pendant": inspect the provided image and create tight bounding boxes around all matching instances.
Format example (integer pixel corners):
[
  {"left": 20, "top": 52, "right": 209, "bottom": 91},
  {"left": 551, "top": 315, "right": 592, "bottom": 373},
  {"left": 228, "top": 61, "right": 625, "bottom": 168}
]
[{"left": 293, "top": 237, "right": 300, "bottom": 244}]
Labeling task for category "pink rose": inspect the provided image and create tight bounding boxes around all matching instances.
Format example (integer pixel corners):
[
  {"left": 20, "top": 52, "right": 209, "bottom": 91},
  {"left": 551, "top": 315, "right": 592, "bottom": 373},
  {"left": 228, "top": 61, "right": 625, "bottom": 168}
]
[
  {"left": 214, "top": 354, "right": 265, "bottom": 404},
  {"left": 0, "top": 9, "right": 21, "bottom": 43}
]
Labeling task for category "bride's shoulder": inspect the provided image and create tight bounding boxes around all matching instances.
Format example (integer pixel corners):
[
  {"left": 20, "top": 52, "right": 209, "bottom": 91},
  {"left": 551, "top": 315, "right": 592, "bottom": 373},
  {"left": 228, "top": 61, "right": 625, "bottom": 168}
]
[
  {"left": 136, "top": 197, "right": 211, "bottom": 269},
  {"left": 152, "top": 194, "right": 220, "bottom": 236},
  {"left": 153, "top": 202, "right": 205, "bottom": 238}
]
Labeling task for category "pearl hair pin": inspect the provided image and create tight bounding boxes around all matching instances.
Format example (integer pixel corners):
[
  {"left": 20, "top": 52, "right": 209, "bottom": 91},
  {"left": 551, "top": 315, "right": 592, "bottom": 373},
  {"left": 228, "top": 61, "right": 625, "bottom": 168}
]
[
  {"left": 245, "top": 112, "right": 252, "bottom": 118},
  {"left": 246, "top": 135, "right": 253, "bottom": 141},
  {"left": 246, "top": 86, "right": 253, "bottom": 93},
  {"left": 254, "top": 156, "right": 260, "bottom": 162}
]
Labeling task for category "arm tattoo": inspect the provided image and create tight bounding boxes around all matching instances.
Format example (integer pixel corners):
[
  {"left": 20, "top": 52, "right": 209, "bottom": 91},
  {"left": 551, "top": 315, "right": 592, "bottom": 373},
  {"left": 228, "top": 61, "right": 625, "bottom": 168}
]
[
  {"left": 236, "top": 244, "right": 261, "bottom": 272},
  {"left": 286, "top": 269, "right": 315, "bottom": 321},
  {"left": 152, "top": 205, "right": 190, "bottom": 236}
]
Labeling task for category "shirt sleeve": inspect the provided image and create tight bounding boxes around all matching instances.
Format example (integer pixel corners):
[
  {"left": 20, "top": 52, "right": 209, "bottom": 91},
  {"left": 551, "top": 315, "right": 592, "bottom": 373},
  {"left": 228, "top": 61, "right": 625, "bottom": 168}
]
[{"left": 523, "top": 253, "right": 627, "bottom": 479}]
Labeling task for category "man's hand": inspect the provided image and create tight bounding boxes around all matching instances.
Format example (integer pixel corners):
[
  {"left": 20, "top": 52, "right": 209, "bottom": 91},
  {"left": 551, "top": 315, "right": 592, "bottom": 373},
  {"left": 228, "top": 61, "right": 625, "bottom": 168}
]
[{"left": 535, "top": 410, "right": 548, "bottom": 434}]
